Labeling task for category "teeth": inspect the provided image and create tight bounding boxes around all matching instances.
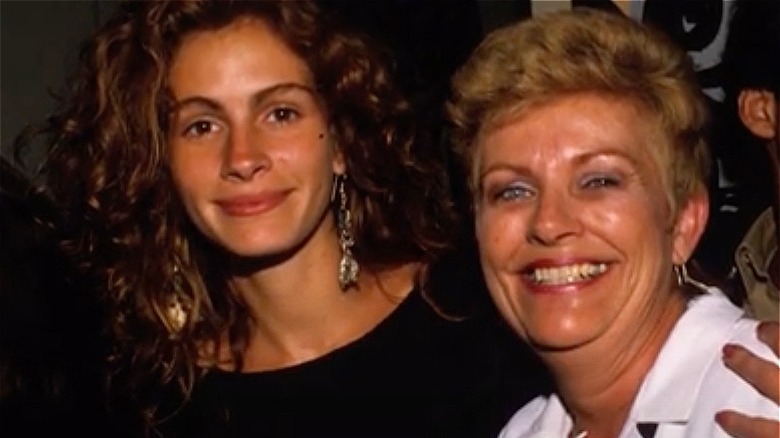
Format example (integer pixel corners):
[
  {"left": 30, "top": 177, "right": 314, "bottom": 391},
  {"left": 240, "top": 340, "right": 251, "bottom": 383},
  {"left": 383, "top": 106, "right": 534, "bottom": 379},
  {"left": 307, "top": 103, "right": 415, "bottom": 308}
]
[{"left": 528, "top": 263, "right": 607, "bottom": 285}]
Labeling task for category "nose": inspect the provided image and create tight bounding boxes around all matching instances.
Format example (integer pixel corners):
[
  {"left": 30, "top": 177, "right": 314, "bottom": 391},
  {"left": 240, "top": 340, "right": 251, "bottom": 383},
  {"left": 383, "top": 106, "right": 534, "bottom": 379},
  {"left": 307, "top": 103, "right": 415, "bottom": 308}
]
[
  {"left": 220, "top": 125, "right": 270, "bottom": 181},
  {"left": 527, "top": 188, "right": 580, "bottom": 246}
]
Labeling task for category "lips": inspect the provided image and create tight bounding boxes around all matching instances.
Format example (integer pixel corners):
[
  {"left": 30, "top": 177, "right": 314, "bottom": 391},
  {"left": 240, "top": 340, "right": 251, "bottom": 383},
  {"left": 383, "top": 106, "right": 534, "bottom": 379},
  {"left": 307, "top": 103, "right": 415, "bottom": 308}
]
[{"left": 215, "top": 190, "right": 290, "bottom": 216}]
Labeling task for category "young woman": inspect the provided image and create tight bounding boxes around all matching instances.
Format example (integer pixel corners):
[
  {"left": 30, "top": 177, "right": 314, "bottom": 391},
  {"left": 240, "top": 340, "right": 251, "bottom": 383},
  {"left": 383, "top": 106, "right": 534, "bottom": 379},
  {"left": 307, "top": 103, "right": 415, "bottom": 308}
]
[{"left": 34, "top": 1, "right": 548, "bottom": 436}]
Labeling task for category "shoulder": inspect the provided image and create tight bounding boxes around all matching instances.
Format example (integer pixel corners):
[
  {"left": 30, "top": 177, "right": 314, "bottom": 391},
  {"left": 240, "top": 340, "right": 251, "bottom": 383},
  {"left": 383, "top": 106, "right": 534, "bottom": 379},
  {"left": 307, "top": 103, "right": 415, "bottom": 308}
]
[
  {"left": 682, "top": 293, "right": 778, "bottom": 428},
  {"left": 633, "top": 291, "right": 775, "bottom": 422},
  {"left": 499, "top": 395, "right": 567, "bottom": 438},
  {"left": 684, "top": 341, "right": 778, "bottom": 436},
  {"left": 672, "top": 291, "right": 776, "bottom": 366}
]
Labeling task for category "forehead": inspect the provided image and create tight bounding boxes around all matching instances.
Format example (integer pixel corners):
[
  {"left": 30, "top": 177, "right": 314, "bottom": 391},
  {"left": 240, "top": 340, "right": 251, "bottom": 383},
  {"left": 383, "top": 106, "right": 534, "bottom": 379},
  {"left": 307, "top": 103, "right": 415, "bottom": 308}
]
[
  {"left": 475, "top": 93, "right": 663, "bottom": 171},
  {"left": 477, "top": 94, "right": 655, "bottom": 155},
  {"left": 169, "top": 17, "right": 313, "bottom": 93}
]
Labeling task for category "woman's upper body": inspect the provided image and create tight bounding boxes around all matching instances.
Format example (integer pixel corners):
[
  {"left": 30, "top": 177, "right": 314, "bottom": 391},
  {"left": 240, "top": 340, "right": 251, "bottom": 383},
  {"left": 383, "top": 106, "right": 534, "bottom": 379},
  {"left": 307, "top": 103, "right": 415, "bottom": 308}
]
[
  {"left": 30, "top": 0, "right": 550, "bottom": 434},
  {"left": 446, "top": 7, "right": 777, "bottom": 438},
  {"left": 160, "top": 282, "right": 550, "bottom": 438},
  {"left": 499, "top": 289, "right": 778, "bottom": 438}
]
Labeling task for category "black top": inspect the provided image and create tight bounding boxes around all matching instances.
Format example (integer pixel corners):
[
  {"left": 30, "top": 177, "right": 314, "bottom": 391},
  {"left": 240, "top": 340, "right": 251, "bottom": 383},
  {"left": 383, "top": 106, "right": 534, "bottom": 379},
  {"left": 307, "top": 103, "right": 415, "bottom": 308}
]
[
  {"left": 160, "top": 286, "right": 551, "bottom": 438},
  {"left": 0, "top": 159, "right": 110, "bottom": 436}
]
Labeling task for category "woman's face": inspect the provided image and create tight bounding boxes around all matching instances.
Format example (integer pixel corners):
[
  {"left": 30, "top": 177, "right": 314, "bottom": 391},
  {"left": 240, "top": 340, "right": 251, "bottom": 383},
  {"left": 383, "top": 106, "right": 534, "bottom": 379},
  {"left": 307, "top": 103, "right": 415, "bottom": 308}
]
[
  {"left": 168, "top": 17, "right": 343, "bottom": 258},
  {"left": 474, "top": 93, "right": 704, "bottom": 351}
]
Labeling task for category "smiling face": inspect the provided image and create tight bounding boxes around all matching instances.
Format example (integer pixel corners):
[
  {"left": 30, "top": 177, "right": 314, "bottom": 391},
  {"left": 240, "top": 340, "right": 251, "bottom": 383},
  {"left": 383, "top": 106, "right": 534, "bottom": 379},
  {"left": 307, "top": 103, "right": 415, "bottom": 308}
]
[
  {"left": 167, "top": 17, "right": 344, "bottom": 259},
  {"left": 474, "top": 93, "right": 706, "bottom": 351}
]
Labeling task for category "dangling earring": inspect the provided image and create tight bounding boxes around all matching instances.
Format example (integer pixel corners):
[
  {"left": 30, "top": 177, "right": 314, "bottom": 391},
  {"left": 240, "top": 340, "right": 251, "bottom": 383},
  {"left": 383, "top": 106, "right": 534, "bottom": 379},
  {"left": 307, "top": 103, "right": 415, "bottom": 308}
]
[
  {"left": 332, "top": 174, "right": 359, "bottom": 290},
  {"left": 674, "top": 264, "right": 684, "bottom": 287},
  {"left": 673, "top": 263, "right": 710, "bottom": 293},
  {"left": 164, "top": 264, "right": 188, "bottom": 337}
]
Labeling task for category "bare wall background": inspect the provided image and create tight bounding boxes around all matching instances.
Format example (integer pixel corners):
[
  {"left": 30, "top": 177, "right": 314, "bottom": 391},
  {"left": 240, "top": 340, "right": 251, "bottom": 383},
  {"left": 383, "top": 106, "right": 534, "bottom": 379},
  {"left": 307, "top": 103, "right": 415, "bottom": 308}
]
[{"left": 1, "top": 0, "right": 116, "bottom": 168}]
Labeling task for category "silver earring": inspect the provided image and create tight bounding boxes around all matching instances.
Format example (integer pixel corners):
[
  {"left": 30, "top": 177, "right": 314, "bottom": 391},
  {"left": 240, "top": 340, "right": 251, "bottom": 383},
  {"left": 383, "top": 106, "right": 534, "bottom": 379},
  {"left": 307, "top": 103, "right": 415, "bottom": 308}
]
[
  {"left": 673, "top": 263, "right": 709, "bottom": 293},
  {"left": 334, "top": 174, "right": 359, "bottom": 290},
  {"left": 164, "top": 264, "right": 188, "bottom": 337},
  {"left": 674, "top": 264, "right": 684, "bottom": 287}
]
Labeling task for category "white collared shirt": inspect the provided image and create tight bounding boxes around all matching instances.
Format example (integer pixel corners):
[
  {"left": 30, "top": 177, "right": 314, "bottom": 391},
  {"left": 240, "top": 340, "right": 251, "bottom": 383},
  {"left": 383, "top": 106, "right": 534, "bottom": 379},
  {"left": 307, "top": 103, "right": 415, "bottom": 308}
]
[{"left": 499, "top": 289, "right": 779, "bottom": 438}]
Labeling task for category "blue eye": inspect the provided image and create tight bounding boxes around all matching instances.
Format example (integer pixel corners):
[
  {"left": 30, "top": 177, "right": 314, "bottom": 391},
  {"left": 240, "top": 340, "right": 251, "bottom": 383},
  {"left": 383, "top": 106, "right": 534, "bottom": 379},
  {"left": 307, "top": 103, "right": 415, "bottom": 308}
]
[{"left": 493, "top": 184, "right": 535, "bottom": 202}]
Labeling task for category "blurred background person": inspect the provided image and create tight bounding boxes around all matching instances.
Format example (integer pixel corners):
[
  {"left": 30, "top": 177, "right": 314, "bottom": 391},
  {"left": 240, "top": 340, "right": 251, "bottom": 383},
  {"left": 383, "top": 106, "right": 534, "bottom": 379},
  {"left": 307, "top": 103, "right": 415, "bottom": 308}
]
[{"left": 718, "top": 0, "right": 779, "bottom": 322}]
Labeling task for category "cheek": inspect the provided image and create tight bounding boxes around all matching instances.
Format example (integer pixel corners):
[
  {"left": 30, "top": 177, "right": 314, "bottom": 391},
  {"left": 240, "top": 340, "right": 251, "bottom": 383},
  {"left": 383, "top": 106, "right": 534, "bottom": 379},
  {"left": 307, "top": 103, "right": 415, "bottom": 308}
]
[
  {"left": 282, "top": 135, "right": 335, "bottom": 174},
  {"left": 169, "top": 156, "right": 199, "bottom": 195},
  {"left": 478, "top": 251, "right": 527, "bottom": 337},
  {"left": 475, "top": 207, "right": 528, "bottom": 266},
  {"left": 168, "top": 146, "right": 216, "bottom": 200},
  {"left": 291, "top": 151, "right": 337, "bottom": 194},
  {"left": 585, "top": 192, "right": 667, "bottom": 239}
]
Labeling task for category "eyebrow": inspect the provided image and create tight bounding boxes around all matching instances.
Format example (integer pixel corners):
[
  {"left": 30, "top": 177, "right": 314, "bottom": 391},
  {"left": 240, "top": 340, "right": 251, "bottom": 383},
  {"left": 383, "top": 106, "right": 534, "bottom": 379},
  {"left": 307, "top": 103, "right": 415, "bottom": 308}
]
[
  {"left": 169, "top": 82, "right": 318, "bottom": 113},
  {"left": 478, "top": 147, "right": 641, "bottom": 181},
  {"left": 571, "top": 148, "right": 641, "bottom": 167}
]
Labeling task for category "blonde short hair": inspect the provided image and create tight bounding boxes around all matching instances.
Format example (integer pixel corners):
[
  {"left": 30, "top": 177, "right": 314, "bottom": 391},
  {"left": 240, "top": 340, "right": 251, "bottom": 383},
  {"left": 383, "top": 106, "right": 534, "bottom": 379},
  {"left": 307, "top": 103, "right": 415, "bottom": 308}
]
[{"left": 447, "top": 8, "right": 711, "bottom": 217}]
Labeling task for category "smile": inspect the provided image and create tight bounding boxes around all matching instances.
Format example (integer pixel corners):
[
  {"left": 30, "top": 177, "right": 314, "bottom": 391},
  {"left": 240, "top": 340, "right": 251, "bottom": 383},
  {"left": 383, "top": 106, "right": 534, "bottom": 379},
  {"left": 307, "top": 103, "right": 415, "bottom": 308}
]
[
  {"left": 525, "top": 262, "right": 607, "bottom": 285},
  {"left": 215, "top": 190, "right": 290, "bottom": 217}
]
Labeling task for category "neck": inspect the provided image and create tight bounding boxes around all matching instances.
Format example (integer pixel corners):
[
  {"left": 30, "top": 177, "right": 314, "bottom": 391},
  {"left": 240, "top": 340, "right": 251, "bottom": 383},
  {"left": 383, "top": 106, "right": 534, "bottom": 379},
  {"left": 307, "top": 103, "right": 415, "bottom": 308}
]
[
  {"left": 541, "top": 293, "right": 686, "bottom": 438},
  {"left": 224, "top": 229, "right": 418, "bottom": 370},
  {"left": 228, "top": 221, "right": 343, "bottom": 316}
]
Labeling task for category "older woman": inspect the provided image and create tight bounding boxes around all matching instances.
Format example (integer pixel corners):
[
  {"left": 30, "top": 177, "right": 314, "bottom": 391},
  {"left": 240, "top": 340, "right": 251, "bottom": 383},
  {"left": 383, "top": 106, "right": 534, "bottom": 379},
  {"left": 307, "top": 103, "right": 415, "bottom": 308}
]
[{"left": 447, "top": 8, "right": 779, "bottom": 438}]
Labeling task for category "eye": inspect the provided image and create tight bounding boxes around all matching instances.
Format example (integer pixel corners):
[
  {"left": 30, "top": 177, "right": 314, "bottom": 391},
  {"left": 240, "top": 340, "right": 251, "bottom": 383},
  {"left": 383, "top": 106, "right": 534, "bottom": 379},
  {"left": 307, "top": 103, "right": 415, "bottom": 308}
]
[
  {"left": 581, "top": 174, "right": 620, "bottom": 189},
  {"left": 182, "top": 120, "right": 219, "bottom": 138},
  {"left": 267, "top": 106, "right": 300, "bottom": 124},
  {"left": 492, "top": 184, "right": 536, "bottom": 202}
]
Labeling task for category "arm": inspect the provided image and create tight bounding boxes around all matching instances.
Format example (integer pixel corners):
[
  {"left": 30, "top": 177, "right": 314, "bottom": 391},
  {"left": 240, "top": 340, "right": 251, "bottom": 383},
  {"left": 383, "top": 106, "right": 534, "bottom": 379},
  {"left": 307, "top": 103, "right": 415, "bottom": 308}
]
[{"left": 716, "top": 321, "right": 779, "bottom": 438}]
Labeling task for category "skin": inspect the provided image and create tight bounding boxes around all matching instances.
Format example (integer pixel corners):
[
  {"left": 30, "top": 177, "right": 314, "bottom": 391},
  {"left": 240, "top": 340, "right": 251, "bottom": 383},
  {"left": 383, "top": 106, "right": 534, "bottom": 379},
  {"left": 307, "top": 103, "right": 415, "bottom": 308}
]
[
  {"left": 167, "top": 16, "right": 414, "bottom": 371},
  {"left": 474, "top": 93, "right": 707, "bottom": 436},
  {"left": 719, "top": 322, "right": 780, "bottom": 438},
  {"left": 168, "top": 17, "right": 342, "bottom": 260}
]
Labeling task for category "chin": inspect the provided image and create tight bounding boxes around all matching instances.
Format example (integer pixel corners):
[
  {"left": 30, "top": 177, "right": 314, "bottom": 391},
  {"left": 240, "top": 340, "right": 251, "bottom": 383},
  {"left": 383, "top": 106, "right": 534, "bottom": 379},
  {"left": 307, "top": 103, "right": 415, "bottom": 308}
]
[
  {"left": 213, "top": 234, "right": 286, "bottom": 257},
  {"left": 227, "top": 242, "right": 288, "bottom": 259},
  {"left": 526, "top": 325, "right": 592, "bottom": 352}
]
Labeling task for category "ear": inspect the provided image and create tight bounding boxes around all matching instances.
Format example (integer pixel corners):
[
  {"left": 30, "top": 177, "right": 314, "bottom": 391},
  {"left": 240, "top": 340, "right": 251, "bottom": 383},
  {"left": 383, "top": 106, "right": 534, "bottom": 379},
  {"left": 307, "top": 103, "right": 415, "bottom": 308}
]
[
  {"left": 671, "top": 187, "right": 710, "bottom": 265},
  {"left": 738, "top": 89, "right": 778, "bottom": 140},
  {"left": 332, "top": 151, "right": 346, "bottom": 175},
  {"left": 325, "top": 130, "right": 346, "bottom": 175}
]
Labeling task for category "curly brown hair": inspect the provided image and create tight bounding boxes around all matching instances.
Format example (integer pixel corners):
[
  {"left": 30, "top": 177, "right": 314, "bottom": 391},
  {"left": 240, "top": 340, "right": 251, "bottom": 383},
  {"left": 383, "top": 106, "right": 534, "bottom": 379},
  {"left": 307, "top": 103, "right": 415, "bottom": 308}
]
[{"left": 35, "top": 0, "right": 456, "bottom": 431}]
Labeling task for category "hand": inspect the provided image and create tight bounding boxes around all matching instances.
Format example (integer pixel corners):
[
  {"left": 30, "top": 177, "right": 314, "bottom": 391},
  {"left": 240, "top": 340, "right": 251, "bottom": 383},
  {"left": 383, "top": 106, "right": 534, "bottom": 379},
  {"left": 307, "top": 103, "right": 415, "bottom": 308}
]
[{"left": 716, "top": 321, "right": 779, "bottom": 438}]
